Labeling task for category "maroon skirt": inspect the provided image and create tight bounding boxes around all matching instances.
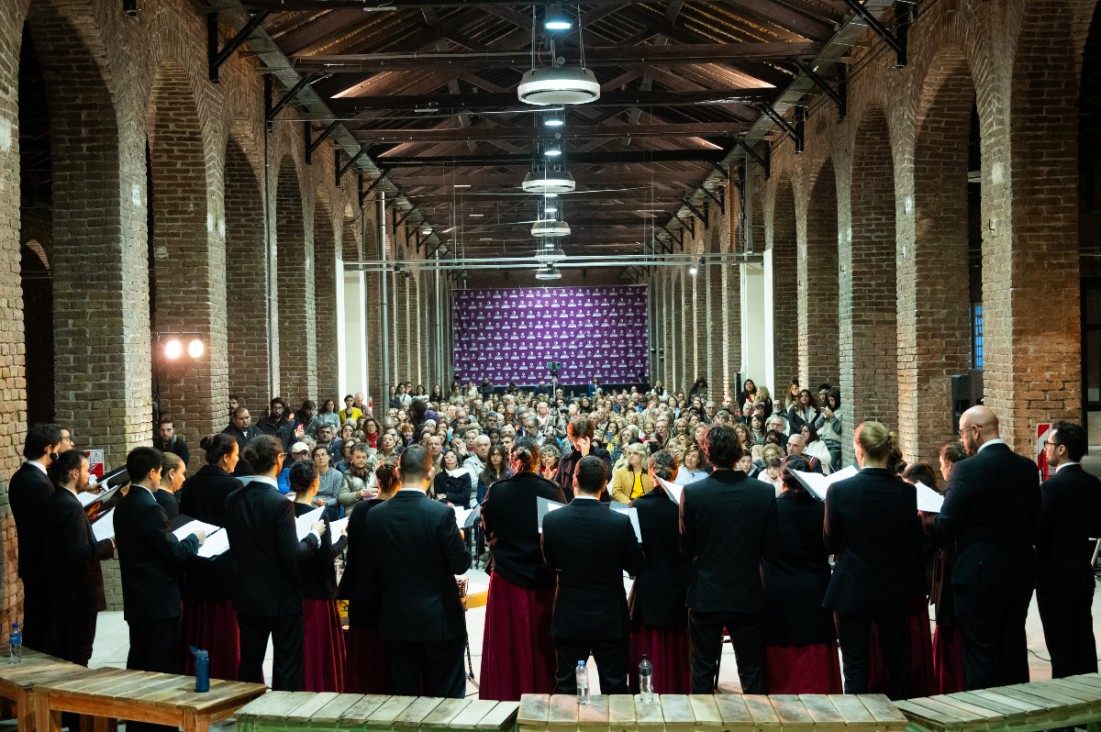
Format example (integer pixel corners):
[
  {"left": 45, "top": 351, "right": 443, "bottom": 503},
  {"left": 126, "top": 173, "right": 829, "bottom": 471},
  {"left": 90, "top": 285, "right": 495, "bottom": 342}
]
[
  {"left": 344, "top": 625, "right": 391, "bottom": 694},
  {"left": 868, "top": 595, "right": 935, "bottom": 697},
  {"left": 933, "top": 624, "right": 966, "bottom": 694},
  {"left": 479, "top": 573, "right": 557, "bottom": 701},
  {"left": 181, "top": 599, "right": 239, "bottom": 680},
  {"left": 303, "top": 599, "right": 346, "bottom": 692},
  {"left": 628, "top": 624, "right": 691, "bottom": 694},
  {"left": 763, "top": 641, "right": 843, "bottom": 694}
]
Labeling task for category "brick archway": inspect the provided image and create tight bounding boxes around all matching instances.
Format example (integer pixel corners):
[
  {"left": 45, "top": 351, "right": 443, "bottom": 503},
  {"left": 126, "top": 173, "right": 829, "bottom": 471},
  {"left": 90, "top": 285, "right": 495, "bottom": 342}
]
[
  {"left": 903, "top": 46, "right": 978, "bottom": 463},
  {"left": 803, "top": 160, "right": 839, "bottom": 388},
  {"left": 314, "top": 198, "right": 339, "bottom": 402},
  {"left": 145, "top": 62, "right": 225, "bottom": 456},
  {"left": 843, "top": 106, "right": 899, "bottom": 460},
  {"left": 275, "top": 156, "right": 315, "bottom": 403},
  {"left": 225, "top": 136, "right": 270, "bottom": 413}
]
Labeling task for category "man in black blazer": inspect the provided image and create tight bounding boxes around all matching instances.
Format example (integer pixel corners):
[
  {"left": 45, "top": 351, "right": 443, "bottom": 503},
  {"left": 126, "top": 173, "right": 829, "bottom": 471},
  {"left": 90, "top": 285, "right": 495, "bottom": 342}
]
[
  {"left": 225, "top": 435, "right": 323, "bottom": 691},
  {"left": 1036, "top": 421, "right": 1101, "bottom": 678},
  {"left": 931, "top": 405, "right": 1040, "bottom": 690},
  {"left": 44, "top": 450, "right": 115, "bottom": 666},
  {"left": 9, "top": 423, "right": 63, "bottom": 652},
  {"left": 679, "top": 424, "right": 776, "bottom": 693},
  {"left": 365, "top": 445, "right": 470, "bottom": 697},
  {"left": 115, "top": 447, "right": 204, "bottom": 732},
  {"left": 542, "top": 455, "right": 645, "bottom": 694}
]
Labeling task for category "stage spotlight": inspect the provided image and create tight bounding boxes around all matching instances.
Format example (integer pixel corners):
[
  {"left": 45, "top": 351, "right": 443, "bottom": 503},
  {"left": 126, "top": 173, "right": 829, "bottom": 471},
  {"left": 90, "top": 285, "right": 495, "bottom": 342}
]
[
  {"left": 188, "top": 339, "right": 205, "bottom": 359},
  {"left": 164, "top": 339, "right": 183, "bottom": 360}
]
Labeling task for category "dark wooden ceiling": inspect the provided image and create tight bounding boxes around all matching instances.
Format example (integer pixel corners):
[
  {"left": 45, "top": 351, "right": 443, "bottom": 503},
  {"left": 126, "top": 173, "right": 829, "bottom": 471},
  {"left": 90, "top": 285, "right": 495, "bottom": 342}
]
[{"left": 246, "top": 0, "right": 849, "bottom": 258}]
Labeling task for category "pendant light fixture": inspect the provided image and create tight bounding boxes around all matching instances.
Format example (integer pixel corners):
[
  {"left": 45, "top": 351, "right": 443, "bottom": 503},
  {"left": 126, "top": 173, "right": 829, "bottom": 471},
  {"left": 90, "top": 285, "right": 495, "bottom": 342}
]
[{"left": 518, "top": 5, "right": 599, "bottom": 106}]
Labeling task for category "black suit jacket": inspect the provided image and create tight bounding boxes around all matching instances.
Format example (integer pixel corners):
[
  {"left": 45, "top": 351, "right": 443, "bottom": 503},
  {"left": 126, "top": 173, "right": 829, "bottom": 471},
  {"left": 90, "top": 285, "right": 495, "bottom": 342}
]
[
  {"left": 1036, "top": 463, "right": 1101, "bottom": 597},
  {"left": 823, "top": 467, "right": 917, "bottom": 616},
  {"left": 679, "top": 469, "right": 776, "bottom": 614},
  {"left": 222, "top": 423, "right": 263, "bottom": 453},
  {"left": 178, "top": 465, "right": 242, "bottom": 602},
  {"left": 114, "top": 485, "right": 200, "bottom": 623},
  {"left": 762, "top": 491, "right": 835, "bottom": 645},
  {"left": 10, "top": 462, "right": 55, "bottom": 587},
  {"left": 481, "top": 471, "right": 566, "bottom": 588},
  {"left": 154, "top": 489, "right": 180, "bottom": 521},
  {"left": 339, "top": 497, "right": 386, "bottom": 627},
  {"left": 542, "top": 498, "right": 645, "bottom": 639},
  {"left": 224, "top": 479, "right": 320, "bottom": 617},
  {"left": 627, "top": 488, "right": 688, "bottom": 628},
  {"left": 932, "top": 442, "right": 1040, "bottom": 585},
  {"left": 557, "top": 446, "right": 612, "bottom": 501},
  {"left": 365, "top": 490, "right": 470, "bottom": 643},
  {"left": 45, "top": 488, "right": 115, "bottom": 614}
]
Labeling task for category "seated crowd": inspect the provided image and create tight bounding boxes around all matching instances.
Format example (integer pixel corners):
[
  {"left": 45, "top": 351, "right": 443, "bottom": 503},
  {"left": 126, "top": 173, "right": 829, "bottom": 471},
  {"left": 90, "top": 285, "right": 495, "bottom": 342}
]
[{"left": 6, "top": 375, "right": 1098, "bottom": 707}]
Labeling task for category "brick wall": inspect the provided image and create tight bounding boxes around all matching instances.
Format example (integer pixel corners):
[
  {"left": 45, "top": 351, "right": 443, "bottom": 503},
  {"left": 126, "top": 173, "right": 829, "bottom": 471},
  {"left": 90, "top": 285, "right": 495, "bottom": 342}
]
[
  {"left": 802, "top": 160, "right": 840, "bottom": 389},
  {"left": 275, "top": 158, "right": 317, "bottom": 405},
  {"left": 314, "top": 202, "right": 339, "bottom": 403},
  {"left": 770, "top": 179, "right": 799, "bottom": 394}
]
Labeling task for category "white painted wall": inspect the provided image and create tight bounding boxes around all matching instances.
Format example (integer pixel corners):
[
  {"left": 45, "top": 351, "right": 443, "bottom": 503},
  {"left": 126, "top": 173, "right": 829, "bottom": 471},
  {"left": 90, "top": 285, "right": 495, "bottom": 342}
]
[
  {"left": 341, "top": 270, "right": 368, "bottom": 400},
  {"left": 741, "top": 261, "right": 768, "bottom": 393}
]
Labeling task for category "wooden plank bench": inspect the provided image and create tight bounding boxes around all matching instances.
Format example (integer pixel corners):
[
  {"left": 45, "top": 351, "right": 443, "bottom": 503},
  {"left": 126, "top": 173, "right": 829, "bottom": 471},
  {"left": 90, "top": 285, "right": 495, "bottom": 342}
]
[
  {"left": 518, "top": 694, "right": 906, "bottom": 732},
  {"left": 0, "top": 649, "right": 99, "bottom": 732},
  {"left": 33, "top": 667, "right": 267, "bottom": 732},
  {"left": 894, "top": 673, "right": 1101, "bottom": 732},
  {"left": 236, "top": 693, "right": 519, "bottom": 732}
]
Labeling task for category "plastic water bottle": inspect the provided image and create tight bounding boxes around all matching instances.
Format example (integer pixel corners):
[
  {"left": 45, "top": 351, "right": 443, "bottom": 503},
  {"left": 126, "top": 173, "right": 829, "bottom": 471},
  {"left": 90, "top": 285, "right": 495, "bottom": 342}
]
[
  {"left": 8, "top": 623, "right": 21, "bottom": 664},
  {"left": 576, "top": 660, "right": 590, "bottom": 705},
  {"left": 638, "top": 653, "right": 654, "bottom": 702},
  {"left": 191, "top": 647, "right": 210, "bottom": 692}
]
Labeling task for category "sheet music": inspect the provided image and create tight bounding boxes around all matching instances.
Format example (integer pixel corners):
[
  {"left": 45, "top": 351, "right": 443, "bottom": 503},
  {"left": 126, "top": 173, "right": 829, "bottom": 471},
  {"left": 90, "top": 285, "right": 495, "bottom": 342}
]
[
  {"left": 536, "top": 495, "right": 566, "bottom": 533},
  {"left": 295, "top": 506, "right": 325, "bottom": 540},
  {"left": 915, "top": 481, "right": 945, "bottom": 513},
  {"left": 793, "top": 464, "right": 863, "bottom": 500},
  {"left": 656, "top": 476, "right": 684, "bottom": 505},
  {"left": 91, "top": 508, "right": 115, "bottom": 542},
  {"left": 329, "top": 517, "right": 349, "bottom": 537},
  {"left": 78, "top": 483, "right": 120, "bottom": 508},
  {"left": 172, "top": 520, "right": 220, "bottom": 542},
  {"left": 196, "top": 529, "right": 230, "bottom": 559},
  {"left": 610, "top": 506, "right": 643, "bottom": 543},
  {"left": 451, "top": 506, "right": 480, "bottom": 530}
]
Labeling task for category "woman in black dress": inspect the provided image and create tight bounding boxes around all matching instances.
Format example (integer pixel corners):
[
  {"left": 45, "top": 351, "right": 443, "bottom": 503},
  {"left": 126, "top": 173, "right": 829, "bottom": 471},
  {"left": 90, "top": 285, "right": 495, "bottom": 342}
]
[
  {"left": 339, "top": 460, "right": 400, "bottom": 692},
  {"left": 627, "top": 450, "right": 691, "bottom": 693},
  {"left": 290, "top": 461, "right": 347, "bottom": 692},
  {"left": 761, "top": 455, "right": 841, "bottom": 693}
]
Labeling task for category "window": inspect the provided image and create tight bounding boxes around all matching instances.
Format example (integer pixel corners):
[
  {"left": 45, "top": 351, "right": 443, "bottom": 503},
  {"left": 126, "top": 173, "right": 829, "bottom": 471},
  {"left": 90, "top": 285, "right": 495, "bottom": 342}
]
[{"left": 971, "top": 303, "right": 984, "bottom": 370}]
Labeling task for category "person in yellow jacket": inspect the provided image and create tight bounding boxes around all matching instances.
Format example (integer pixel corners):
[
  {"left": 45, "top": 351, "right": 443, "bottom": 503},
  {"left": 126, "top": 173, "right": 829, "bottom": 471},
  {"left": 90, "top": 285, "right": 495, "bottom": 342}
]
[{"left": 611, "top": 442, "right": 653, "bottom": 504}]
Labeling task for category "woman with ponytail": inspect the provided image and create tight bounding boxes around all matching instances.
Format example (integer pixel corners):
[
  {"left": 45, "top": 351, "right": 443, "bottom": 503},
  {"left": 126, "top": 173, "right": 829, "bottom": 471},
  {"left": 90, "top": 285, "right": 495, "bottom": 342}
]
[
  {"left": 478, "top": 437, "right": 566, "bottom": 700},
  {"left": 177, "top": 433, "right": 243, "bottom": 679},
  {"left": 822, "top": 421, "right": 918, "bottom": 700}
]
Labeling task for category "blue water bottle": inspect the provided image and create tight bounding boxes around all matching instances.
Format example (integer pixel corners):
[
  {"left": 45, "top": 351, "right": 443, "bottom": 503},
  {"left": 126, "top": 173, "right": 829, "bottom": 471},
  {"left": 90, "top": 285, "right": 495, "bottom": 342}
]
[
  {"left": 191, "top": 647, "right": 210, "bottom": 692},
  {"left": 8, "top": 622, "right": 21, "bottom": 665}
]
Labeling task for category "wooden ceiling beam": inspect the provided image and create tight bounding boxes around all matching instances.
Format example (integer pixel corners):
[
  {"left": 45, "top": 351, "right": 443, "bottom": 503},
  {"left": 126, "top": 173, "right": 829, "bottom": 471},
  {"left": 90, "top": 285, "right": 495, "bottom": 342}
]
[{"left": 346, "top": 121, "right": 746, "bottom": 143}]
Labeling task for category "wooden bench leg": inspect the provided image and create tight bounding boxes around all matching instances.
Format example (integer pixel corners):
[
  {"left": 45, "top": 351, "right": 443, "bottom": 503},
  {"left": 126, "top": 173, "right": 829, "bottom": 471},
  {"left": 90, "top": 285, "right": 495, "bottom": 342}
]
[
  {"left": 16, "top": 690, "right": 34, "bottom": 732},
  {"left": 91, "top": 717, "right": 115, "bottom": 732},
  {"left": 182, "top": 710, "right": 199, "bottom": 732},
  {"left": 33, "top": 693, "right": 60, "bottom": 732}
]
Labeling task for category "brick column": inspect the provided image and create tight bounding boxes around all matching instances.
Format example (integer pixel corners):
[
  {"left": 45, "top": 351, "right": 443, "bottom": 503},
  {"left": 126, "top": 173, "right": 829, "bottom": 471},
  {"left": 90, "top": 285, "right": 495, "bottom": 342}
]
[
  {"left": 225, "top": 139, "right": 272, "bottom": 412},
  {"left": 275, "top": 160, "right": 316, "bottom": 404},
  {"left": 770, "top": 182, "right": 799, "bottom": 393},
  {"left": 314, "top": 206, "right": 340, "bottom": 402},
  {"left": 900, "top": 58, "right": 975, "bottom": 464},
  {"left": 841, "top": 109, "right": 899, "bottom": 464},
  {"left": 801, "top": 161, "right": 840, "bottom": 388},
  {"left": 146, "top": 70, "right": 230, "bottom": 458}
]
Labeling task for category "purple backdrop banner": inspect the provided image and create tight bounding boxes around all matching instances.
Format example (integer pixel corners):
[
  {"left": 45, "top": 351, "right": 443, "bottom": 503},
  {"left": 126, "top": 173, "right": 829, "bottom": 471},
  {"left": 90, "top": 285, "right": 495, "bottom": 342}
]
[{"left": 452, "top": 285, "right": 649, "bottom": 385}]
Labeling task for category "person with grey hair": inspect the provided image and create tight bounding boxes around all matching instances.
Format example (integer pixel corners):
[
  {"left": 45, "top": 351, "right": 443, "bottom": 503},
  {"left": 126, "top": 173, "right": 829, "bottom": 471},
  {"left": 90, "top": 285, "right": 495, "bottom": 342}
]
[
  {"left": 766, "top": 413, "right": 789, "bottom": 438},
  {"left": 463, "top": 434, "right": 491, "bottom": 506}
]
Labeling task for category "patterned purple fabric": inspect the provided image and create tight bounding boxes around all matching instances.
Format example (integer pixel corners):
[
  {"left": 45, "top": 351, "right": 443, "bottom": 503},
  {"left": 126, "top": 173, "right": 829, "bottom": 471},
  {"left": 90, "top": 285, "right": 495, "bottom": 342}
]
[{"left": 453, "top": 285, "right": 649, "bottom": 385}]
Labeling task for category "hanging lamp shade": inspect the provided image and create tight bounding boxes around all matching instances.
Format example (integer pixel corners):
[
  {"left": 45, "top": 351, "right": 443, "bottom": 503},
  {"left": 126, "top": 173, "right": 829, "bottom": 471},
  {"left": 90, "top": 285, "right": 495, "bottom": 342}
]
[
  {"left": 535, "top": 264, "right": 563, "bottom": 280},
  {"left": 522, "top": 170, "right": 576, "bottom": 194},
  {"left": 518, "top": 67, "right": 600, "bottom": 106},
  {"left": 531, "top": 219, "right": 571, "bottom": 237}
]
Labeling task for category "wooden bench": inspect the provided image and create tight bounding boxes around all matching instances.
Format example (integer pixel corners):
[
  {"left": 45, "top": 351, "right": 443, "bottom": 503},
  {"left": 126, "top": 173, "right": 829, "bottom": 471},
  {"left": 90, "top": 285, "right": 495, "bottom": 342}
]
[
  {"left": 517, "top": 693, "right": 907, "bottom": 732},
  {"left": 0, "top": 649, "right": 97, "bottom": 732},
  {"left": 894, "top": 673, "right": 1101, "bottom": 732},
  {"left": 235, "top": 692, "right": 519, "bottom": 732},
  {"left": 33, "top": 667, "right": 267, "bottom": 732}
]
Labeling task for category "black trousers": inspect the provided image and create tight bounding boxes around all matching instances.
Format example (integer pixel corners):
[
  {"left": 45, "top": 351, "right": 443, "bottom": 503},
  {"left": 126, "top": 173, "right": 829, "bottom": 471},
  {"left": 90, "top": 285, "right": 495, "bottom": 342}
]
[
  {"left": 127, "top": 617, "right": 182, "bottom": 732},
  {"left": 54, "top": 612, "right": 98, "bottom": 667},
  {"left": 238, "top": 613, "right": 304, "bottom": 692},
  {"left": 1037, "top": 588, "right": 1098, "bottom": 679},
  {"left": 553, "top": 636, "right": 629, "bottom": 694},
  {"left": 836, "top": 613, "right": 909, "bottom": 700},
  {"left": 22, "top": 580, "right": 55, "bottom": 654},
  {"left": 954, "top": 581, "right": 1033, "bottom": 690},
  {"left": 389, "top": 637, "right": 466, "bottom": 698},
  {"left": 687, "top": 610, "right": 765, "bottom": 694}
]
